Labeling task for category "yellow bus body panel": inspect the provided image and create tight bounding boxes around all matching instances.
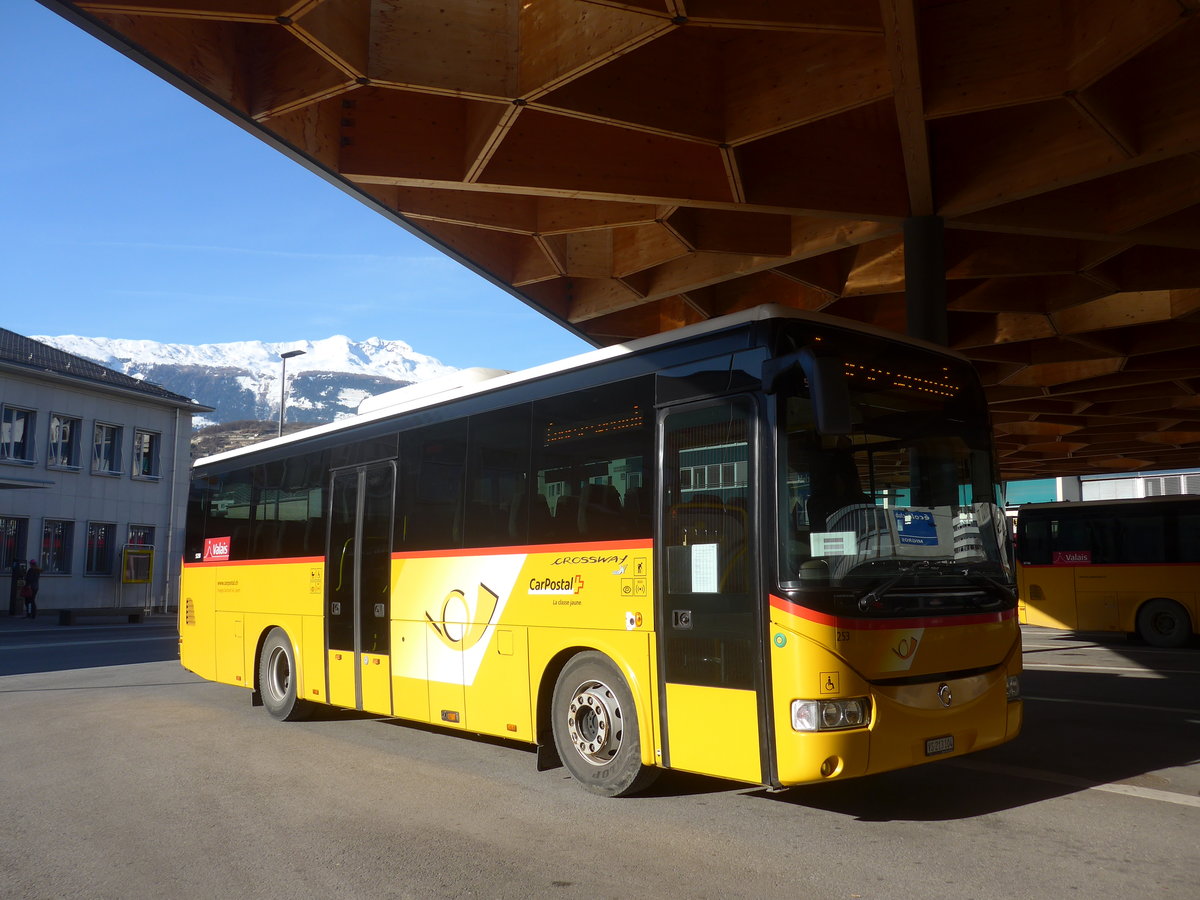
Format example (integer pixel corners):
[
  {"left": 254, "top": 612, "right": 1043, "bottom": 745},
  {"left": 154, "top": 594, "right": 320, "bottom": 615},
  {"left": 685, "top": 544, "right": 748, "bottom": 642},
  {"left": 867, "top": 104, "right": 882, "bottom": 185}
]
[
  {"left": 360, "top": 653, "right": 392, "bottom": 715},
  {"left": 387, "top": 544, "right": 657, "bottom": 757},
  {"left": 181, "top": 559, "right": 325, "bottom": 701},
  {"left": 179, "top": 567, "right": 217, "bottom": 682},
  {"left": 1017, "top": 564, "right": 1079, "bottom": 628},
  {"left": 1019, "top": 562, "right": 1199, "bottom": 634},
  {"left": 664, "top": 683, "right": 760, "bottom": 782},
  {"left": 390, "top": 619, "right": 431, "bottom": 722},
  {"left": 328, "top": 649, "right": 355, "bottom": 708},
  {"left": 769, "top": 597, "right": 1021, "bottom": 785}
]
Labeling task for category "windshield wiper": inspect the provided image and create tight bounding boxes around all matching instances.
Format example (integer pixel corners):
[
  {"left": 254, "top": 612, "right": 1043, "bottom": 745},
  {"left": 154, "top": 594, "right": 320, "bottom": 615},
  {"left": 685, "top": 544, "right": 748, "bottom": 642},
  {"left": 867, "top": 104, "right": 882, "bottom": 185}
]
[
  {"left": 855, "top": 560, "right": 1015, "bottom": 612},
  {"left": 856, "top": 560, "right": 937, "bottom": 611}
]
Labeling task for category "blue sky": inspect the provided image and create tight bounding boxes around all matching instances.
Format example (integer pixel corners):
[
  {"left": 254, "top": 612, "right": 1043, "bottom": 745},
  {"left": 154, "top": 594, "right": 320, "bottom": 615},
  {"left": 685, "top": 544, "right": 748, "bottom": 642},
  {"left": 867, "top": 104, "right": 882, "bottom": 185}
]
[{"left": 1, "top": 3, "right": 592, "bottom": 372}]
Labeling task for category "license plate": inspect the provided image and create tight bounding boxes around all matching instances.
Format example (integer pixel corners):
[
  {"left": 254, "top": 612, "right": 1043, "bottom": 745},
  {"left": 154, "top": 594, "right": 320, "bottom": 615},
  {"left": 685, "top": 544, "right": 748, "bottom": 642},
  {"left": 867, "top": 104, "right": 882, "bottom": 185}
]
[{"left": 925, "top": 735, "right": 954, "bottom": 756}]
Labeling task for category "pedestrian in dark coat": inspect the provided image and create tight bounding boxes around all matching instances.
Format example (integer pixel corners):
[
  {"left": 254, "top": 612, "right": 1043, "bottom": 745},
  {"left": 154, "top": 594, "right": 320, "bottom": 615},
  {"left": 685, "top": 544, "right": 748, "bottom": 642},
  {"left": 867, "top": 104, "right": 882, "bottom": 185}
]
[{"left": 23, "top": 559, "right": 40, "bottom": 619}]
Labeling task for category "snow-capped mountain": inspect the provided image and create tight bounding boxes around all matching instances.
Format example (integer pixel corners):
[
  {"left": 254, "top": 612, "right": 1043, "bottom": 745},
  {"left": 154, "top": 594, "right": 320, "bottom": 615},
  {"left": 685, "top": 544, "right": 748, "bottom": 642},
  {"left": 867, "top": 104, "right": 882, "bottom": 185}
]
[{"left": 31, "top": 334, "right": 457, "bottom": 428}]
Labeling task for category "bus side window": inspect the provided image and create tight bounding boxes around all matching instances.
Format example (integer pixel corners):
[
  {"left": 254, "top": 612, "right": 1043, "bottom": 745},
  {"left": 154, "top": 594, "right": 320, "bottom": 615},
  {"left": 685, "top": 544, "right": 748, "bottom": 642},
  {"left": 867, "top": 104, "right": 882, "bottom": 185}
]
[
  {"left": 1115, "top": 513, "right": 1165, "bottom": 564},
  {"left": 398, "top": 421, "right": 466, "bottom": 552},
  {"left": 1018, "top": 517, "right": 1051, "bottom": 565},
  {"left": 531, "top": 376, "right": 654, "bottom": 545},
  {"left": 1178, "top": 514, "right": 1200, "bottom": 563},
  {"left": 464, "top": 404, "right": 532, "bottom": 549}
]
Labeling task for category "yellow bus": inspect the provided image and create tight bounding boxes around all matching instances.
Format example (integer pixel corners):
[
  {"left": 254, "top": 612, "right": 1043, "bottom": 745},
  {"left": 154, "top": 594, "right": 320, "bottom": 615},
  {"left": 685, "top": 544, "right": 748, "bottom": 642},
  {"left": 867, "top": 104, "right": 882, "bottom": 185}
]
[
  {"left": 1016, "top": 496, "right": 1199, "bottom": 648},
  {"left": 180, "top": 305, "right": 1022, "bottom": 796}
]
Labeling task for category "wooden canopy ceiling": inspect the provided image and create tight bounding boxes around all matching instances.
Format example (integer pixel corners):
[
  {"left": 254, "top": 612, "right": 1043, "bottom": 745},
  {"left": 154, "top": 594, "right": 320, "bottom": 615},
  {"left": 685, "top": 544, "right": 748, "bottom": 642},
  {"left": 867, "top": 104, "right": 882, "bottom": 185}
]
[{"left": 48, "top": 0, "right": 1200, "bottom": 480}]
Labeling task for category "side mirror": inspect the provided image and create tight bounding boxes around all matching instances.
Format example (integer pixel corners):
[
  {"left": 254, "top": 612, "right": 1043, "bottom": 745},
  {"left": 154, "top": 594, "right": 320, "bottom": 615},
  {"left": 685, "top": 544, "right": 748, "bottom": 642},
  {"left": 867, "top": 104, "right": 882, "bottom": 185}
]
[{"left": 762, "top": 347, "right": 851, "bottom": 435}]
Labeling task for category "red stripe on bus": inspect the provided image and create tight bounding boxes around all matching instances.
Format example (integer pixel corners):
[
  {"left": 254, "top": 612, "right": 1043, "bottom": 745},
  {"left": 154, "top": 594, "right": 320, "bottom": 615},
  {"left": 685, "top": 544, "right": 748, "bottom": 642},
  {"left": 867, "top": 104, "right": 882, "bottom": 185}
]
[
  {"left": 182, "top": 556, "right": 324, "bottom": 568},
  {"left": 769, "top": 594, "right": 1017, "bottom": 630},
  {"left": 1019, "top": 562, "right": 1199, "bottom": 568},
  {"left": 392, "top": 539, "right": 653, "bottom": 560}
]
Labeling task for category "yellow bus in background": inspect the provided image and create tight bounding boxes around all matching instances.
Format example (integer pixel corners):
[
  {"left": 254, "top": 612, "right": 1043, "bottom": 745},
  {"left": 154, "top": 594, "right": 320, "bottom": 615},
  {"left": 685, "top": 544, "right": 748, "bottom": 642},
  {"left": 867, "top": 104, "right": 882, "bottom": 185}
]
[
  {"left": 1015, "top": 496, "right": 1199, "bottom": 648},
  {"left": 180, "top": 305, "right": 1022, "bottom": 796}
]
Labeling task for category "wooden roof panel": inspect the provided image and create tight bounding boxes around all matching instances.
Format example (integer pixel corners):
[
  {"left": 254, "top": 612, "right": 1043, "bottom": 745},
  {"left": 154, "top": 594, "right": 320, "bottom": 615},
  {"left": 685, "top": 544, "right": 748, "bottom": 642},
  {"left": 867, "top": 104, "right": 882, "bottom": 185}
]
[{"left": 48, "top": 0, "right": 1200, "bottom": 478}]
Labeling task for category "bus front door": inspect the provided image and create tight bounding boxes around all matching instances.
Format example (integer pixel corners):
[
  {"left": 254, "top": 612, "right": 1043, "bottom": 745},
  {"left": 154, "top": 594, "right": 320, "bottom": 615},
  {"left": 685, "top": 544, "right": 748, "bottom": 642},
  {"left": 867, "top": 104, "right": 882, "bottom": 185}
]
[
  {"left": 326, "top": 462, "right": 395, "bottom": 716},
  {"left": 658, "top": 399, "right": 768, "bottom": 784}
]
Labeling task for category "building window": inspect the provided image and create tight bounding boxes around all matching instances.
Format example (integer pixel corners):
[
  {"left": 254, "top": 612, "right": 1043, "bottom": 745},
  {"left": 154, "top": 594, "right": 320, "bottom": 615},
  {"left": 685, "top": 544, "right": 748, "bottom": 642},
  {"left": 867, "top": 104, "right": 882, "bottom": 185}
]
[
  {"left": 42, "top": 520, "right": 74, "bottom": 574},
  {"left": 86, "top": 522, "right": 116, "bottom": 575},
  {"left": 48, "top": 414, "right": 82, "bottom": 468},
  {"left": 132, "top": 430, "right": 161, "bottom": 478},
  {"left": 1, "top": 406, "right": 35, "bottom": 462},
  {"left": 92, "top": 423, "right": 123, "bottom": 474},
  {"left": 128, "top": 524, "right": 155, "bottom": 546},
  {"left": 1, "top": 517, "right": 29, "bottom": 572}
]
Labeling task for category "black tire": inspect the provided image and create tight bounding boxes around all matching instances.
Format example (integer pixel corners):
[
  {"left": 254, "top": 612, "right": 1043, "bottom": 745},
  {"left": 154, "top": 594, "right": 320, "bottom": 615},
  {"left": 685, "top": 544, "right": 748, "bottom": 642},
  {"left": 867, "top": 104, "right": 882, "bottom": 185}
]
[
  {"left": 1136, "top": 598, "right": 1192, "bottom": 649},
  {"left": 551, "top": 652, "right": 658, "bottom": 797},
  {"left": 258, "top": 628, "right": 314, "bottom": 721}
]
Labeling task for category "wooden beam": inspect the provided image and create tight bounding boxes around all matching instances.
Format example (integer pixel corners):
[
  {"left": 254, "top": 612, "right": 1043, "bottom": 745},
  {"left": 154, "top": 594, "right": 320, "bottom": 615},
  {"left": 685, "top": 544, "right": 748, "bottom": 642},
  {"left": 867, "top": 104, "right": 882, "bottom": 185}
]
[
  {"left": 564, "top": 276, "right": 645, "bottom": 322},
  {"left": 536, "top": 198, "right": 660, "bottom": 233},
  {"left": 938, "top": 20, "right": 1200, "bottom": 219},
  {"left": 774, "top": 246, "right": 860, "bottom": 298},
  {"left": 291, "top": 0, "right": 369, "bottom": 79},
  {"left": 367, "top": 0, "right": 516, "bottom": 99},
  {"left": 721, "top": 31, "right": 890, "bottom": 146},
  {"left": 950, "top": 156, "right": 1200, "bottom": 247},
  {"left": 247, "top": 23, "right": 354, "bottom": 120},
  {"left": 86, "top": 11, "right": 249, "bottom": 109},
  {"left": 665, "top": 208, "right": 793, "bottom": 257},
  {"left": 463, "top": 102, "right": 522, "bottom": 183},
  {"left": 338, "top": 89, "right": 474, "bottom": 183},
  {"left": 260, "top": 91, "right": 345, "bottom": 169},
  {"left": 611, "top": 223, "right": 690, "bottom": 277},
  {"left": 947, "top": 274, "right": 1107, "bottom": 315},
  {"left": 675, "top": 0, "right": 883, "bottom": 34},
  {"left": 1052, "top": 289, "right": 1200, "bottom": 335},
  {"left": 738, "top": 101, "right": 910, "bottom": 219},
  {"left": 950, "top": 312, "right": 1057, "bottom": 351},
  {"left": 78, "top": 1, "right": 280, "bottom": 23},
  {"left": 395, "top": 186, "right": 540, "bottom": 233},
  {"left": 1065, "top": 0, "right": 1184, "bottom": 90},
  {"left": 517, "top": 0, "right": 672, "bottom": 99},
  {"left": 475, "top": 108, "right": 734, "bottom": 202},
  {"left": 920, "top": 0, "right": 1065, "bottom": 120},
  {"left": 879, "top": 0, "right": 932, "bottom": 215},
  {"left": 536, "top": 30, "right": 723, "bottom": 142}
]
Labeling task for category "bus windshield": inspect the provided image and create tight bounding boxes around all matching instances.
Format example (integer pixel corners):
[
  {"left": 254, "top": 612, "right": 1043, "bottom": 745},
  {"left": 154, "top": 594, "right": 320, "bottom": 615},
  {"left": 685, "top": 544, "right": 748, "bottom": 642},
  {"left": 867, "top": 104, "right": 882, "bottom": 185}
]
[{"left": 776, "top": 337, "right": 1012, "bottom": 616}]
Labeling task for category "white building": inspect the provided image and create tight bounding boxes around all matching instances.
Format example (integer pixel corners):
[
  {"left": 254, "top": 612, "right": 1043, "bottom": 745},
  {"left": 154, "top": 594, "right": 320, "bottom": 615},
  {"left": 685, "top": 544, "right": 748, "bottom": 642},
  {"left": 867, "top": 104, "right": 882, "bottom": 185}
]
[{"left": 1, "top": 328, "right": 212, "bottom": 616}]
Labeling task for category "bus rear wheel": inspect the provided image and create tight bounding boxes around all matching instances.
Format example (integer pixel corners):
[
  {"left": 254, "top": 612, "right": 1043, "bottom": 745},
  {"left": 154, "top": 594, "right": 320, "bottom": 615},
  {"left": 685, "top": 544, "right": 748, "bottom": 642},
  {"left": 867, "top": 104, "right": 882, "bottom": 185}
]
[
  {"left": 259, "top": 628, "right": 314, "bottom": 721},
  {"left": 1136, "top": 598, "right": 1191, "bottom": 649},
  {"left": 551, "top": 652, "right": 658, "bottom": 797}
]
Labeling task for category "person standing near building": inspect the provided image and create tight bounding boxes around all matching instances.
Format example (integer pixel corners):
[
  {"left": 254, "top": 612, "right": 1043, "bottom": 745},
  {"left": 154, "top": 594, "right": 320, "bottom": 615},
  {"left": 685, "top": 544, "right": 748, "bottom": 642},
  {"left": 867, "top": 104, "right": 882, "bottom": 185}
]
[
  {"left": 22, "top": 559, "right": 40, "bottom": 619},
  {"left": 9, "top": 559, "right": 27, "bottom": 617}
]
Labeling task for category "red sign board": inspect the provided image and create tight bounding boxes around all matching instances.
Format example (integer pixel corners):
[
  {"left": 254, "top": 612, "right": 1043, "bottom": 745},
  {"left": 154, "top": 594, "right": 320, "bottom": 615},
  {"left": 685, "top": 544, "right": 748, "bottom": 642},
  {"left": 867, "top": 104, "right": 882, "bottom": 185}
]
[
  {"left": 1052, "top": 550, "right": 1091, "bottom": 565},
  {"left": 203, "top": 536, "right": 231, "bottom": 562}
]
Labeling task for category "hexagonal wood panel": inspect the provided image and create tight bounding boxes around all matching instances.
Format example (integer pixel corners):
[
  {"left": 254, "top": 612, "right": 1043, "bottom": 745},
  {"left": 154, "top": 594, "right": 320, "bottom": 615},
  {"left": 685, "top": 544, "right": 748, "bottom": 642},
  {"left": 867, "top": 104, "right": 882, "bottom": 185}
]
[{"left": 51, "top": 0, "right": 1200, "bottom": 479}]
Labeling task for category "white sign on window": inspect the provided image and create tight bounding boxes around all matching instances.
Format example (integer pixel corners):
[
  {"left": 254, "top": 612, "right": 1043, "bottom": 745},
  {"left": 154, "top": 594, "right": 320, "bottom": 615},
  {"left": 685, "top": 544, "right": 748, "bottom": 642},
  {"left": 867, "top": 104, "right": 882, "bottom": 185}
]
[
  {"left": 691, "top": 543, "right": 720, "bottom": 593},
  {"left": 811, "top": 531, "right": 858, "bottom": 557}
]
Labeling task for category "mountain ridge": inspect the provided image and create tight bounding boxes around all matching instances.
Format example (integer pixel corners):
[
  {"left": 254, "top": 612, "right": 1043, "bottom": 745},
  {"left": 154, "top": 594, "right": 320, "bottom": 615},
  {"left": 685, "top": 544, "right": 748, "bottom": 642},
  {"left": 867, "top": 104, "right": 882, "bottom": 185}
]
[{"left": 31, "top": 333, "right": 457, "bottom": 427}]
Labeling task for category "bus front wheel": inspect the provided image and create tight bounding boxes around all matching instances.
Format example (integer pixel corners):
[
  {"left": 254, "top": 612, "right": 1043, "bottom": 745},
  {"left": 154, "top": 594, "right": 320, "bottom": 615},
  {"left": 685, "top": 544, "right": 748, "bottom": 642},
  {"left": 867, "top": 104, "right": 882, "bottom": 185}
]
[
  {"left": 258, "top": 628, "right": 314, "bottom": 721},
  {"left": 551, "top": 652, "right": 658, "bottom": 797},
  {"left": 1136, "top": 599, "right": 1192, "bottom": 649}
]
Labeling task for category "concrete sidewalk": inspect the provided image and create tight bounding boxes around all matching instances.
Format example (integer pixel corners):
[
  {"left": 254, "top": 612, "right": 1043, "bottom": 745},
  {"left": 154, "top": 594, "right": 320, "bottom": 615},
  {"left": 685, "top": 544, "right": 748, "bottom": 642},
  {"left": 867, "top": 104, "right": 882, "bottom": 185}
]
[{"left": 0, "top": 609, "right": 176, "bottom": 631}]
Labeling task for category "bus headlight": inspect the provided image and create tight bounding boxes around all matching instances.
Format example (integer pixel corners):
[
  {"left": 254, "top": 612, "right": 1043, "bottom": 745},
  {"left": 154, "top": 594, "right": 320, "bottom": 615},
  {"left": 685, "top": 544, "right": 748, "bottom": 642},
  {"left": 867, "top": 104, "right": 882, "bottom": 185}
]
[
  {"left": 791, "top": 698, "right": 871, "bottom": 732},
  {"left": 1006, "top": 675, "right": 1021, "bottom": 700}
]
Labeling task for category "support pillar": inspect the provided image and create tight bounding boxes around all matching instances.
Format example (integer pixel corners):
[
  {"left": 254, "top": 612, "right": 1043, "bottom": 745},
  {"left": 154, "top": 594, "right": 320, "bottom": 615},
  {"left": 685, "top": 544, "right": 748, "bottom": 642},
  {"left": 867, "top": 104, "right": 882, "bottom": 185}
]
[{"left": 903, "top": 215, "right": 947, "bottom": 345}]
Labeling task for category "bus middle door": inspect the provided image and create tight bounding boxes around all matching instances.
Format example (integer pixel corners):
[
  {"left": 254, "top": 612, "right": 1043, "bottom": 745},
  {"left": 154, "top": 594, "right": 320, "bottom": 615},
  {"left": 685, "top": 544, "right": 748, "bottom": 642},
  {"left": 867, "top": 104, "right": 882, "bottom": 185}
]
[{"left": 326, "top": 462, "right": 395, "bottom": 716}]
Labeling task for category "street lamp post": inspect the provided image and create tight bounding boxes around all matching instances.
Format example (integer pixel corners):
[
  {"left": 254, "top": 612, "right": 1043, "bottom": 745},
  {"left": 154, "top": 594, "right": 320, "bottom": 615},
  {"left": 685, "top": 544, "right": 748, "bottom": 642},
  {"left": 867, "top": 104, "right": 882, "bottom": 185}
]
[{"left": 278, "top": 349, "right": 306, "bottom": 437}]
